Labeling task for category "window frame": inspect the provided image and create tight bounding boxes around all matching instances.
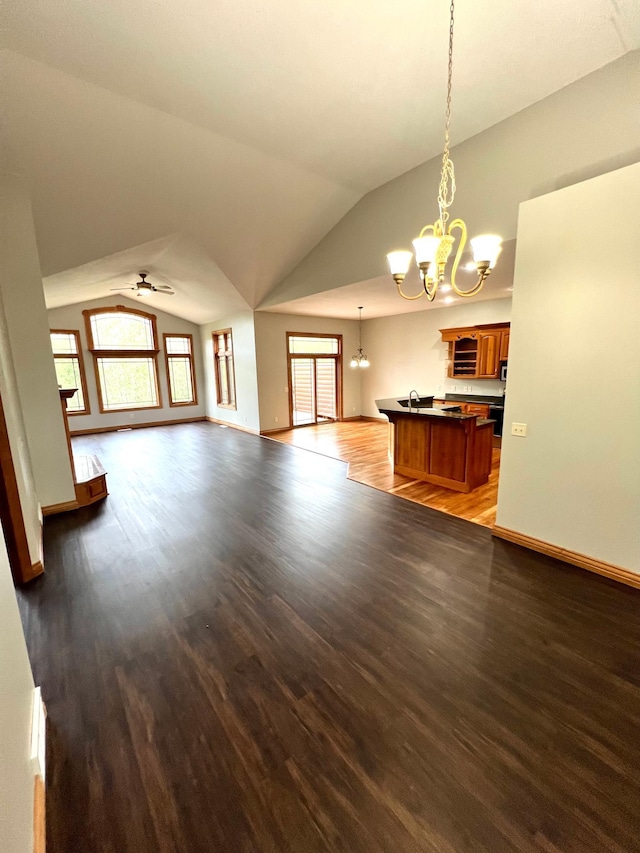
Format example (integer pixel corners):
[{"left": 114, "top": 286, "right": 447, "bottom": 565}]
[
  {"left": 83, "top": 305, "right": 162, "bottom": 414},
  {"left": 212, "top": 328, "right": 236, "bottom": 410},
  {"left": 50, "top": 328, "right": 91, "bottom": 416},
  {"left": 163, "top": 333, "right": 198, "bottom": 408}
]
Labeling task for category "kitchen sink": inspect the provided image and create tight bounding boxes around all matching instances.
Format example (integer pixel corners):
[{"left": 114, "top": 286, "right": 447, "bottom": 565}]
[{"left": 397, "top": 396, "right": 434, "bottom": 408}]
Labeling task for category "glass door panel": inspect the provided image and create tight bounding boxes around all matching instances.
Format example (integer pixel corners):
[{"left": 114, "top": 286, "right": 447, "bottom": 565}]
[
  {"left": 291, "top": 358, "right": 316, "bottom": 426},
  {"left": 315, "top": 358, "right": 337, "bottom": 421}
]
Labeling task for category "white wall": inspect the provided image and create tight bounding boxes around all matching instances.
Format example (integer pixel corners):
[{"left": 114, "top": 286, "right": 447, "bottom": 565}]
[
  {"left": 254, "top": 312, "right": 362, "bottom": 431},
  {"left": 497, "top": 162, "right": 640, "bottom": 573},
  {"left": 200, "top": 311, "right": 260, "bottom": 433},
  {"left": 0, "top": 175, "right": 75, "bottom": 508},
  {"left": 0, "top": 533, "right": 36, "bottom": 853},
  {"left": 264, "top": 51, "right": 640, "bottom": 307},
  {"left": 47, "top": 295, "right": 206, "bottom": 432},
  {"left": 361, "top": 299, "right": 511, "bottom": 417}
]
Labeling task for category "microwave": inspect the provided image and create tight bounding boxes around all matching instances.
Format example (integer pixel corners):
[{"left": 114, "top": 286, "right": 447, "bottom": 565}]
[{"left": 500, "top": 361, "right": 508, "bottom": 382}]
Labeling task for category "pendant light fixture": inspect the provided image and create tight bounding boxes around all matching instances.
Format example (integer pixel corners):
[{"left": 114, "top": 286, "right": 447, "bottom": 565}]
[
  {"left": 386, "top": 0, "right": 502, "bottom": 302},
  {"left": 350, "top": 307, "right": 369, "bottom": 368}
]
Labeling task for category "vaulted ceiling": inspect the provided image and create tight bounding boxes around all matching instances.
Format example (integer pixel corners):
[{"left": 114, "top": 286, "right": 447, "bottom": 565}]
[{"left": 2, "top": 0, "right": 639, "bottom": 321}]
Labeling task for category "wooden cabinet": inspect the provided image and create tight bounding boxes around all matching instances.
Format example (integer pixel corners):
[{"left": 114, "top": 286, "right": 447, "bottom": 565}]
[
  {"left": 477, "top": 330, "right": 502, "bottom": 378},
  {"left": 499, "top": 329, "right": 510, "bottom": 361},
  {"left": 440, "top": 323, "right": 509, "bottom": 379},
  {"left": 450, "top": 402, "right": 490, "bottom": 417}
]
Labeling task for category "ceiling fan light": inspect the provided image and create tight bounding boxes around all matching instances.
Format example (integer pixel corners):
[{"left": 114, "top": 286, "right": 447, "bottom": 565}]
[
  {"left": 359, "top": 357, "right": 370, "bottom": 368},
  {"left": 470, "top": 234, "right": 503, "bottom": 268},
  {"left": 136, "top": 288, "right": 151, "bottom": 297},
  {"left": 349, "top": 357, "right": 359, "bottom": 368}
]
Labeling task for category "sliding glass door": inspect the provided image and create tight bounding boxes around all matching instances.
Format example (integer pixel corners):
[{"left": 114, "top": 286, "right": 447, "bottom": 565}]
[{"left": 287, "top": 335, "right": 342, "bottom": 427}]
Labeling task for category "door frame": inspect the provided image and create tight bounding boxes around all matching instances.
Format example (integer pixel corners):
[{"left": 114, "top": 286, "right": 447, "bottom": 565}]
[
  {"left": 286, "top": 332, "right": 343, "bottom": 429},
  {"left": 0, "top": 394, "right": 39, "bottom": 584}
]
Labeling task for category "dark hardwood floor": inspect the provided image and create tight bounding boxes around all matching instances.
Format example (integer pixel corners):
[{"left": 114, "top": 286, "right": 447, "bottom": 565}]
[{"left": 17, "top": 422, "right": 640, "bottom": 852}]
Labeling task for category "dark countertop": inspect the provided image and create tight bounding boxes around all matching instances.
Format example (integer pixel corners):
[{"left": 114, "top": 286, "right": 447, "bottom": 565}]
[
  {"left": 376, "top": 397, "right": 494, "bottom": 427},
  {"left": 443, "top": 393, "right": 505, "bottom": 407}
]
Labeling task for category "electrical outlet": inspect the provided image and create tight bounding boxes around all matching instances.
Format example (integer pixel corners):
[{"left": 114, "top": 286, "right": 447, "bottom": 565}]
[
  {"left": 511, "top": 422, "right": 527, "bottom": 437},
  {"left": 283, "top": 387, "right": 288, "bottom": 394},
  {"left": 352, "top": 406, "right": 356, "bottom": 412},
  {"left": 274, "top": 416, "right": 279, "bottom": 423}
]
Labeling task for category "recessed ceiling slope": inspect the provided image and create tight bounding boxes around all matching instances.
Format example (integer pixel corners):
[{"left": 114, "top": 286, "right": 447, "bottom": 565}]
[
  {"left": 3, "top": 52, "right": 359, "bottom": 310},
  {"left": 42, "top": 235, "right": 252, "bottom": 325},
  {"left": 4, "top": 0, "right": 639, "bottom": 191}
]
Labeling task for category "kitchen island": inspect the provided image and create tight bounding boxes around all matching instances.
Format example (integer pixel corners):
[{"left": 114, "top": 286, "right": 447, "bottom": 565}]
[{"left": 376, "top": 397, "right": 495, "bottom": 493}]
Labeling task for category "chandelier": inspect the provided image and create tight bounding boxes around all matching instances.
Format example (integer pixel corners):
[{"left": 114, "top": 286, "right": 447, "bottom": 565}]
[
  {"left": 350, "top": 307, "right": 370, "bottom": 368},
  {"left": 386, "top": 0, "right": 502, "bottom": 302}
]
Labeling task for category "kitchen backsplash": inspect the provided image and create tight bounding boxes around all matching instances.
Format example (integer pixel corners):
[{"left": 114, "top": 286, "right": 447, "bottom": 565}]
[{"left": 434, "top": 379, "right": 506, "bottom": 397}]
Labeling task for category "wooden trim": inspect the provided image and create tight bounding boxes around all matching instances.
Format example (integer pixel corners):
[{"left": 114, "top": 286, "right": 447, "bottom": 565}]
[
  {"left": 83, "top": 304, "right": 159, "bottom": 349},
  {"left": 0, "top": 394, "right": 35, "bottom": 584},
  {"left": 83, "top": 306, "right": 162, "bottom": 414},
  {"left": 492, "top": 525, "right": 640, "bottom": 590},
  {"left": 340, "top": 415, "right": 362, "bottom": 422},
  {"left": 359, "top": 415, "right": 388, "bottom": 423},
  {"left": 205, "top": 416, "right": 258, "bottom": 435},
  {"left": 260, "top": 426, "right": 292, "bottom": 436},
  {"left": 42, "top": 500, "right": 80, "bottom": 516},
  {"left": 163, "top": 333, "right": 198, "bottom": 407},
  {"left": 22, "top": 560, "right": 44, "bottom": 582},
  {"left": 50, "top": 328, "right": 91, "bottom": 416},
  {"left": 70, "top": 416, "right": 206, "bottom": 436},
  {"left": 31, "top": 687, "right": 46, "bottom": 853},
  {"left": 34, "top": 776, "right": 45, "bottom": 853},
  {"left": 212, "top": 329, "right": 237, "bottom": 410}
]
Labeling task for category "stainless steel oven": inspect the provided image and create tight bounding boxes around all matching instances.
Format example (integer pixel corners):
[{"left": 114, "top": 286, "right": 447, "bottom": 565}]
[{"left": 500, "top": 361, "right": 508, "bottom": 382}]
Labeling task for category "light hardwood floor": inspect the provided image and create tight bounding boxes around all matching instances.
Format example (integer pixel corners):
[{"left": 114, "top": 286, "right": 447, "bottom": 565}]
[{"left": 270, "top": 419, "right": 500, "bottom": 527}]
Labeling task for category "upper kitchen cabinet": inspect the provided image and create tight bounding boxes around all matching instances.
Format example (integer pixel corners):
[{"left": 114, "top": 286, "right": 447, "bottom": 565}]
[{"left": 440, "top": 323, "right": 509, "bottom": 379}]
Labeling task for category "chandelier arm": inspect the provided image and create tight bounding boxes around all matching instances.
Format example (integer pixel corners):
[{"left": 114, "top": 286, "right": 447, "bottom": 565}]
[
  {"left": 396, "top": 281, "right": 429, "bottom": 301},
  {"left": 419, "top": 223, "right": 438, "bottom": 239},
  {"left": 452, "top": 271, "right": 489, "bottom": 299},
  {"left": 447, "top": 217, "right": 467, "bottom": 294}
]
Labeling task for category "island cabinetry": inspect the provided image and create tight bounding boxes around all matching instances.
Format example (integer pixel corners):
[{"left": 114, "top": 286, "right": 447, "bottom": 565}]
[
  {"left": 440, "top": 323, "right": 509, "bottom": 379},
  {"left": 383, "top": 408, "right": 494, "bottom": 493}
]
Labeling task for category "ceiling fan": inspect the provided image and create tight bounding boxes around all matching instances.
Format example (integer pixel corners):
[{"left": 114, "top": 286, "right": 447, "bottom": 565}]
[{"left": 110, "top": 272, "right": 175, "bottom": 298}]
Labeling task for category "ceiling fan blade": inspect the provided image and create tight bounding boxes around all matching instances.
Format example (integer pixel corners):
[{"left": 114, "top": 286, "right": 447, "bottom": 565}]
[
  {"left": 153, "top": 289, "right": 175, "bottom": 295},
  {"left": 154, "top": 285, "right": 174, "bottom": 291},
  {"left": 110, "top": 286, "right": 136, "bottom": 291}
]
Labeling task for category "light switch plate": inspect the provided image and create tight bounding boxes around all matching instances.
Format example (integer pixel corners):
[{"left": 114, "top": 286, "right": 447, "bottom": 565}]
[{"left": 511, "top": 422, "right": 527, "bottom": 437}]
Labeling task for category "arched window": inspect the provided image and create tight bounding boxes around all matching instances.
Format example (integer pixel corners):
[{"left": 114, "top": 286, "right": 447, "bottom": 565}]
[{"left": 83, "top": 306, "right": 161, "bottom": 413}]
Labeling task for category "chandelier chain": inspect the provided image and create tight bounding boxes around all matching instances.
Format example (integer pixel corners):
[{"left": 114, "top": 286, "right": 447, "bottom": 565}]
[{"left": 437, "top": 0, "right": 456, "bottom": 228}]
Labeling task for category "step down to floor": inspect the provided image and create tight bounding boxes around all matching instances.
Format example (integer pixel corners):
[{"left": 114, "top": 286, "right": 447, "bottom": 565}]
[{"left": 73, "top": 454, "right": 108, "bottom": 507}]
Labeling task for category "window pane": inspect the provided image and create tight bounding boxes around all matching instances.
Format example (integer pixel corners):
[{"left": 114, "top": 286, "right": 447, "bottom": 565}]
[
  {"left": 218, "top": 356, "right": 229, "bottom": 404},
  {"left": 165, "top": 335, "right": 191, "bottom": 355},
  {"left": 51, "top": 332, "right": 78, "bottom": 355},
  {"left": 168, "top": 356, "right": 194, "bottom": 403},
  {"left": 90, "top": 312, "right": 154, "bottom": 350},
  {"left": 288, "top": 336, "right": 338, "bottom": 354},
  {"left": 226, "top": 356, "right": 235, "bottom": 406},
  {"left": 97, "top": 357, "right": 158, "bottom": 410},
  {"left": 54, "top": 357, "right": 85, "bottom": 412}
]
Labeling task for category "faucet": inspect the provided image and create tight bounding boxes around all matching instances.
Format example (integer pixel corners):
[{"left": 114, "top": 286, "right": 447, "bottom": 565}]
[{"left": 409, "top": 389, "right": 420, "bottom": 408}]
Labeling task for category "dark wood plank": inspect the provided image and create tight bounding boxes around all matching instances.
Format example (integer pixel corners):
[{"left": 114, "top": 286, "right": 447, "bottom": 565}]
[{"left": 17, "top": 421, "right": 640, "bottom": 853}]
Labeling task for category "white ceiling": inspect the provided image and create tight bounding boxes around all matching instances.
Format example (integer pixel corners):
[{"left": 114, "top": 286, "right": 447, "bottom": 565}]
[
  {"left": 260, "top": 240, "right": 516, "bottom": 320},
  {"left": 3, "top": 0, "right": 639, "bottom": 321},
  {"left": 4, "top": 0, "right": 639, "bottom": 192}
]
